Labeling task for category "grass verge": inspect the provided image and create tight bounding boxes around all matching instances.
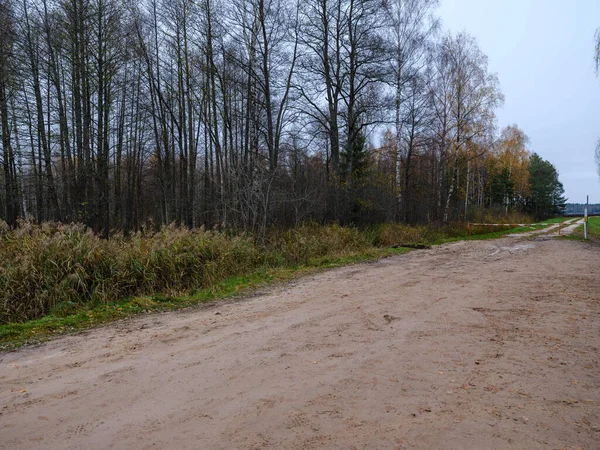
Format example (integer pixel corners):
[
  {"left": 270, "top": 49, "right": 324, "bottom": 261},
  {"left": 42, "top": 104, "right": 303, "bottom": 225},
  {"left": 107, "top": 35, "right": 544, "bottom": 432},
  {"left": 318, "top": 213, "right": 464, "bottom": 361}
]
[
  {"left": 0, "top": 247, "right": 408, "bottom": 350},
  {"left": 0, "top": 218, "right": 566, "bottom": 351},
  {"left": 568, "top": 217, "right": 600, "bottom": 241},
  {"left": 540, "top": 217, "right": 574, "bottom": 224}
]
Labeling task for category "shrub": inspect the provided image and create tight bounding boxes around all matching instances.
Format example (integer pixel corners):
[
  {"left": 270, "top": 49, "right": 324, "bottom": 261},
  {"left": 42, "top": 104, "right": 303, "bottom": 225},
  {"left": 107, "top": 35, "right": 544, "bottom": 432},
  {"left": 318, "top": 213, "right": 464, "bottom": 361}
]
[
  {"left": 0, "top": 221, "right": 261, "bottom": 323},
  {"left": 266, "top": 222, "right": 372, "bottom": 264},
  {"left": 372, "top": 223, "right": 440, "bottom": 246}
]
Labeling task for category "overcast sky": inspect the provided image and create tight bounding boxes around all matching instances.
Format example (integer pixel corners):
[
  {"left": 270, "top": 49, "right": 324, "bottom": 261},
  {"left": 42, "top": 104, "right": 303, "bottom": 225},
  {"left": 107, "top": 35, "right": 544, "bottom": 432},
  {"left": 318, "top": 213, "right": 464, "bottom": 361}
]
[{"left": 438, "top": 0, "right": 600, "bottom": 204}]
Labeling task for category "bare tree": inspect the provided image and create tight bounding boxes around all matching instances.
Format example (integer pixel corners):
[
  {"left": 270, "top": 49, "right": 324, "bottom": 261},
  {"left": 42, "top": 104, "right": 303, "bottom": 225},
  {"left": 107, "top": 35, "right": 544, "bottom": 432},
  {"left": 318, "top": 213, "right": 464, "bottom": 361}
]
[
  {"left": 0, "top": 0, "right": 552, "bottom": 230},
  {"left": 0, "top": 0, "right": 20, "bottom": 226},
  {"left": 595, "top": 27, "right": 600, "bottom": 75},
  {"left": 430, "top": 32, "right": 503, "bottom": 223},
  {"left": 384, "top": 0, "right": 438, "bottom": 220},
  {"left": 595, "top": 139, "right": 600, "bottom": 180},
  {"left": 296, "top": 0, "right": 346, "bottom": 177}
]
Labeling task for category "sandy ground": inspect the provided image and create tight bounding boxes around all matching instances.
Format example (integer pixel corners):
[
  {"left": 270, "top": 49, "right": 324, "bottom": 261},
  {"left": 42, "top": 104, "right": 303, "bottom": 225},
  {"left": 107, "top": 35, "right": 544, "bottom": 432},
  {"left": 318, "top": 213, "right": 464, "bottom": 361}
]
[{"left": 1, "top": 228, "right": 599, "bottom": 450}]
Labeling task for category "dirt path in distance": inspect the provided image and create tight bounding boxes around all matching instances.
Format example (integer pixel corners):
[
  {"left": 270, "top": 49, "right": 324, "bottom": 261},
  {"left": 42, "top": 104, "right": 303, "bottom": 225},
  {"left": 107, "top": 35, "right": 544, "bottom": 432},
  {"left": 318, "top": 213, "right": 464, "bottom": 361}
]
[{"left": 1, "top": 234, "right": 599, "bottom": 450}]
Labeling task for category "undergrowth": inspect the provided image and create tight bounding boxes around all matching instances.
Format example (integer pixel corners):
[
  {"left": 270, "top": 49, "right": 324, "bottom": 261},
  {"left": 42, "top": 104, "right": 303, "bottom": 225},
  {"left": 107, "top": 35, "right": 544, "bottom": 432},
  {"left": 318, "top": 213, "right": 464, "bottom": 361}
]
[{"left": 0, "top": 214, "right": 554, "bottom": 346}]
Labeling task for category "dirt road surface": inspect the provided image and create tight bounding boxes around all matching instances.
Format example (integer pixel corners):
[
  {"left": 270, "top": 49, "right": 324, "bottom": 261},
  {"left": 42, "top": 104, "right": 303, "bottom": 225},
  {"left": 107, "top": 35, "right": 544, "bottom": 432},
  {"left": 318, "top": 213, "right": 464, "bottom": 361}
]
[{"left": 1, "top": 233, "right": 599, "bottom": 449}]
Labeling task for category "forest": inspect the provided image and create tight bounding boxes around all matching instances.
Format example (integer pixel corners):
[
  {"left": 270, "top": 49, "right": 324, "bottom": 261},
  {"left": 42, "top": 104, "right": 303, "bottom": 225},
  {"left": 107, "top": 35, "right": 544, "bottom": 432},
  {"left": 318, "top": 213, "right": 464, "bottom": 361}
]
[{"left": 0, "top": 0, "right": 566, "bottom": 238}]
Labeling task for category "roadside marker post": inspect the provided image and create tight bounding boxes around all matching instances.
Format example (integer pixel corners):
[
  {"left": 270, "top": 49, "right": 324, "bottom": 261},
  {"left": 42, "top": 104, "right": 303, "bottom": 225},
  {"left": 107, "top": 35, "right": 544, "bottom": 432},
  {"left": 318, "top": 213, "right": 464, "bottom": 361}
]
[{"left": 584, "top": 195, "right": 589, "bottom": 240}]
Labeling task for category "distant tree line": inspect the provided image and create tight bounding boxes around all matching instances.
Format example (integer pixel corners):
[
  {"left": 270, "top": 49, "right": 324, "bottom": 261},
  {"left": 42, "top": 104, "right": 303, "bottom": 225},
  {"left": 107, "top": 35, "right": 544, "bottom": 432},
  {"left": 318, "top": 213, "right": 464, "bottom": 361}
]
[
  {"left": 565, "top": 203, "right": 600, "bottom": 215},
  {"left": 0, "top": 0, "right": 566, "bottom": 236}
]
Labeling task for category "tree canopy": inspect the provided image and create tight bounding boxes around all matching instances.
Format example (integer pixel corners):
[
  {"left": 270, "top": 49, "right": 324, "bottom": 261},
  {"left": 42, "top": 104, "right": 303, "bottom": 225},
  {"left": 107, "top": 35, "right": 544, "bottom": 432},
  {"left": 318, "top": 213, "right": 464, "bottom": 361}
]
[{"left": 0, "top": 0, "right": 566, "bottom": 232}]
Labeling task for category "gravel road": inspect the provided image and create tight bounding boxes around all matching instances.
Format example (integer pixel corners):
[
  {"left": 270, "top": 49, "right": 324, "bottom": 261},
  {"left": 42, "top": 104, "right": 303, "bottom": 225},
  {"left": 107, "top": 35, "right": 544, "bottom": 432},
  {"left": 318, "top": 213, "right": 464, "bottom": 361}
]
[{"left": 1, "top": 231, "right": 599, "bottom": 449}]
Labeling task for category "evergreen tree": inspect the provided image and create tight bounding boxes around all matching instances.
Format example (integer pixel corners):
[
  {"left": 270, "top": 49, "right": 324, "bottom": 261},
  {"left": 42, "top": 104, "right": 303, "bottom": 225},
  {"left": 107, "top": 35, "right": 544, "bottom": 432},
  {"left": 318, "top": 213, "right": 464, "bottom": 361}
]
[
  {"left": 527, "top": 153, "right": 567, "bottom": 220},
  {"left": 490, "top": 167, "right": 515, "bottom": 207},
  {"left": 341, "top": 131, "right": 372, "bottom": 223},
  {"left": 341, "top": 132, "right": 369, "bottom": 181}
]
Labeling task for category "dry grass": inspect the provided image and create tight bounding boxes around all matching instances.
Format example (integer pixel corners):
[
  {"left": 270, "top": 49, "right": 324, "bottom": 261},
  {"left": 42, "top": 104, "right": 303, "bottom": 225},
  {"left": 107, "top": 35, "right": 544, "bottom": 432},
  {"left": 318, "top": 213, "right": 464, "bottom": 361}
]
[
  {"left": 0, "top": 221, "right": 261, "bottom": 323},
  {"left": 0, "top": 215, "right": 536, "bottom": 324},
  {"left": 266, "top": 223, "right": 372, "bottom": 264}
]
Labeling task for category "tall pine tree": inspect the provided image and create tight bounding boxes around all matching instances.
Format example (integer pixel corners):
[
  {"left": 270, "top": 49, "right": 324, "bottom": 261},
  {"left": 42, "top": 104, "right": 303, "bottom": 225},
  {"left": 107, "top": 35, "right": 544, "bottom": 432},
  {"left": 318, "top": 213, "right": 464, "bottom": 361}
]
[{"left": 527, "top": 153, "right": 566, "bottom": 220}]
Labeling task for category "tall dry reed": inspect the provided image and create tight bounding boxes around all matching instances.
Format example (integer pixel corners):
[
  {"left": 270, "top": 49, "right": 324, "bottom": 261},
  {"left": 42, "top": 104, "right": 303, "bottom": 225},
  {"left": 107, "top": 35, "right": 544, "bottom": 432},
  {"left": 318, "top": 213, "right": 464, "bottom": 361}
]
[{"left": 0, "top": 214, "right": 531, "bottom": 323}]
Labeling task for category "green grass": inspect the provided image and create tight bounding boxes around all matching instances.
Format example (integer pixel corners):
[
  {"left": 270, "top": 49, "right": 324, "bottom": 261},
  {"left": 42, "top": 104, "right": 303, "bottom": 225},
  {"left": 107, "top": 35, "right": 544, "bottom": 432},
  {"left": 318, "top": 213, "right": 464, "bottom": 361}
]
[
  {"left": 587, "top": 217, "right": 600, "bottom": 238},
  {"left": 439, "top": 216, "right": 570, "bottom": 245},
  {"left": 434, "top": 226, "right": 530, "bottom": 245},
  {"left": 537, "top": 216, "right": 573, "bottom": 224},
  {"left": 0, "top": 217, "right": 566, "bottom": 351},
  {"left": 570, "top": 216, "right": 600, "bottom": 240}
]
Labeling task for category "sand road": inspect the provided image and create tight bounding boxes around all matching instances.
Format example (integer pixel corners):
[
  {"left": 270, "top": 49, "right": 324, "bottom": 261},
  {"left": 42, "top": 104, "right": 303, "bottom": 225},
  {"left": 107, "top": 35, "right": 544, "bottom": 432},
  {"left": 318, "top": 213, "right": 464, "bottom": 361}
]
[{"left": 1, "top": 233, "right": 599, "bottom": 449}]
